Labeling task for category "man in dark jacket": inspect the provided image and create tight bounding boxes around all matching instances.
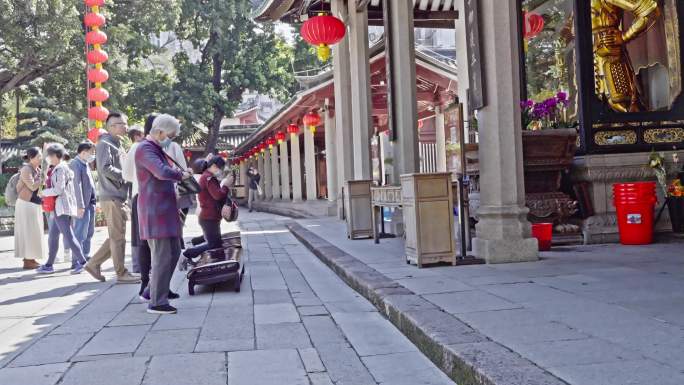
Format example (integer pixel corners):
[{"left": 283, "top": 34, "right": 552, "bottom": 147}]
[
  {"left": 247, "top": 166, "right": 260, "bottom": 212},
  {"left": 136, "top": 114, "right": 189, "bottom": 314},
  {"left": 71, "top": 142, "right": 97, "bottom": 263},
  {"left": 85, "top": 111, "right": 140, "bottom": 284}
]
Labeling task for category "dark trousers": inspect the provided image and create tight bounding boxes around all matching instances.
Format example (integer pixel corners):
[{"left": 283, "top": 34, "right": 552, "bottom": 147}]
[
  {"left": 138, "top": 240, "right": 152, "bottom": 296},
  {"left": 148, "top": 237, "right": 181, "bottom": 307},
  {"left": 183, "top": 219, "right": 222, "bottom": 260}
]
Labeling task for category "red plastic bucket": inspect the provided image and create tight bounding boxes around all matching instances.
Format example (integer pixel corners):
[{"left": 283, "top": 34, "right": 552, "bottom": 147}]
[
  {"left": 531, "top": 223, "right": 553, "bottom": 251},
  {"left": 613, "top": 182, "right": 656, "bottom": 245}
]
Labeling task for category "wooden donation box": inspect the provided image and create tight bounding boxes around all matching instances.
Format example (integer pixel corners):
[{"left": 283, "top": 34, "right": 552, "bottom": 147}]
[
  {"left": 400, "top": 173, "right": 456, "bottom": 267},
  {"left": 344, "top": 180, "right": 373, "bottom": 239}
]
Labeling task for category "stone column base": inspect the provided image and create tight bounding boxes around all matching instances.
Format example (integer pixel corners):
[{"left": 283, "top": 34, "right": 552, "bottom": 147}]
[{"left": 473, "top": 204, "right": 539, "bottom": 264}]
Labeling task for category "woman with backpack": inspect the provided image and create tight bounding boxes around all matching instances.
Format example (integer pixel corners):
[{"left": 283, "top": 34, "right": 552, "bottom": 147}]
[
  {"left": 36, "top": 144, "right": 88, "bottom": 274},
  {"left": 13, "top": 147, "right": 44, "bottom": 270},
  {"left": 181, "top": 155, "right": 233, "bottom": 264}
]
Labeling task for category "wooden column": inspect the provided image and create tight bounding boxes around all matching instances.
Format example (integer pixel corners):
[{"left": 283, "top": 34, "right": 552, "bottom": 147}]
[
  {"left": 279, "top": 139, "right": 290, "bottom": 200},
  {"left": 271, "top": 144, "right": 280, "bottom": 200},
  {"left": 304, "top": 126, "right": 317, "bottom": 201},
  {"left": 291, "top": 132, "right": 303, "bottom": 202}
]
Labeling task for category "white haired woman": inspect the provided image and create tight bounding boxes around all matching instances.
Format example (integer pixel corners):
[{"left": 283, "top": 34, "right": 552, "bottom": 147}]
[{"left": 136, "top": 114, "right": 192, "bottom": 314}]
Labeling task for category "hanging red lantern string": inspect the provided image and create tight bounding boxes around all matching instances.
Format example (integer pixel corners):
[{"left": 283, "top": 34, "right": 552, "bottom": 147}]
[
  {"left": 275, "top": 131, "right": 286, "bottom": 145},
  {"left": 287, "top": 123, "right": 300, "bottom": 138},
  {"left": 300, "top": 14, "right": 346, "bottom": 62},
  {"left": 302, "top": 111, "right": 321, "bottom": 134},
  {"left": 84, "top": 0, "right": 109, "bottom": 140}
]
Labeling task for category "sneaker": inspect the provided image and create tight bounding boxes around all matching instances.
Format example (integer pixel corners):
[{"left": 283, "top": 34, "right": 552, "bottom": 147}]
[
  {"left": 168, "top": 291, "right": 180, "bottom": 300},
  {"left": 36, "top": 265, "right": 54, "bottom": 274},
  {"left": 71, "top": 265, "right": 84, "bottom": 275},
  {"left": 116, "top": 272, "right": 141, "bottom": 284},
  {"left": 84, "top": 264, "right": 105, "bottom": 282},
  {"left": 139, "top": 288, "right": 150, "bottom": 302},
  {"left": 147, "top": 304, "right": 177, "bottom": 314}
]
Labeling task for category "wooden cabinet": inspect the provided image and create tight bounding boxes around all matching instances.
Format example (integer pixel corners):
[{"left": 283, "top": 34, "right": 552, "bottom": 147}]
[
  {"left": 344, "top": 180, "right": 374, "bottom": 239},
  {"left": 401, "top": 173, "right": 456, "bottom": 267}
]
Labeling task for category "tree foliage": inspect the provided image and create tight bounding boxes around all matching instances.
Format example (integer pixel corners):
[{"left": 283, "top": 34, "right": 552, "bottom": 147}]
[
  {"left": 172, "top": 0, "right": 295, "bottom": 153},
  {"left": 15, "top": 96, "right": 76, "bottom": 149},
  {"left": 1, "top": 0, "right": 298, "bottom": 154},
  {"left": 0, "top": 0, "right": 82, "bottom": 95}
]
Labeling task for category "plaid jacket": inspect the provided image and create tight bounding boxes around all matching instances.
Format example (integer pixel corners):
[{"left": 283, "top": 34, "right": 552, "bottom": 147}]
[{"left": 135, "top": 139, "right": 183, "bottom": 240}]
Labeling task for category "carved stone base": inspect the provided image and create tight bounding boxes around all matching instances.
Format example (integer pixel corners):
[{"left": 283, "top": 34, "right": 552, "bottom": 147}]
[
  {"left": 473, "top": 204, "right": 539, "bottom": 264},
  {"left": 572, "top": 152, "right": 678, "bottom": 244}
]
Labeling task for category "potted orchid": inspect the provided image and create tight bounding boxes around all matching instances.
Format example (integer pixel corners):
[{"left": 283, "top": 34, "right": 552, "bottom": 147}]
[
  {"left": 518, "top": 92, "right": 579, "bottom": 228},
  {"left": 521, "top": 91, "right": 576, "bottom": 130}
]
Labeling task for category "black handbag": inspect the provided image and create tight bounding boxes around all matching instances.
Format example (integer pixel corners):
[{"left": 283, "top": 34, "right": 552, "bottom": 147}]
[
  {"left": 30, "top": 190, "right": 43, "bottom": 205},
  {"left": 163, "top": 152, "right": 200, "bottom": 196}
]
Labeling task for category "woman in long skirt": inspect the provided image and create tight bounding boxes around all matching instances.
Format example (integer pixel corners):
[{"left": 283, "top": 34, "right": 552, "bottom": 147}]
[{"left": 14, "top": 147, "right": 44, "bottom": 269}]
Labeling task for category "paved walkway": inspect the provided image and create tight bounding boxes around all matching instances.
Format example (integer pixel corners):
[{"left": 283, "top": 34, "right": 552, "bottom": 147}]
[
  {"left": 294, "top": 217, "right": 684, "bottom": 385},
  {"left": 0, "top": 213, "right": 454, "bottom": 385}
]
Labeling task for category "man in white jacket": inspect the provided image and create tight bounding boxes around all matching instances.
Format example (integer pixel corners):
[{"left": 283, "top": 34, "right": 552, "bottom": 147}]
[{"left": 122, "top": 125, "right": 144, "bottom": 273}]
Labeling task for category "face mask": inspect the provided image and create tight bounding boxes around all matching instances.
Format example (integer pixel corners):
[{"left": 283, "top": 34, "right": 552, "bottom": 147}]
[
  {"left": 87, "top": 155, "right": 96, "bottom": 163},
  {"left": 213, "top": 170, "right": 224, "bottom": 178},
  {"left": 160, "top": 138, "right": 172, "bottom": 148}
]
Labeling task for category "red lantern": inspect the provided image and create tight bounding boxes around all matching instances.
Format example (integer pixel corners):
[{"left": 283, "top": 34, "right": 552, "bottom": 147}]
[
  {"left": 86, "top": 49, "right": 108, "bottom": 64},
  {"left": 84, "top": 12, "right": 106, "bottom": 27},
  {"left": 287, "top": 123, "right": 300, "bottom": 137},
  {"left": 183, "top": 149, "right": 192, "bottom": 160},
  {"left": 303, "top": 111, "right": 321, "bottom": 134},
  {"left": 523, "top": 12, "right": 544, "bottom": 39},
  {"left": 88, "top": 87, "right": 109, "bottom": 102},
  {"left": 85, "top": 30, "right": 108, "bottom": 45},
  {"left": 275, "top": 131, "right": 286, "bottom": 144},
  {"left": 87, "top": 128, "right": 106, "bottom": 143},
  {"left": 87, "top": 68, "right": 109, "bottom": 83},
  {"left": 88, "top": 106, "right": 109, "bottom": 121},
  {"left": 85, "top": 0, "right": 104, "bottom": 6},
  {"left": 259, "top": 142, "right": 266, "bottom": 153},
  {"left": 300, "top": 14, "right": 346, "bottom": 62},
  {"left": 266, "top": 137, "right": 276, "bottom": 149},
  {"left": 219, "top": 151, "right": 229, "bottom": 159}
]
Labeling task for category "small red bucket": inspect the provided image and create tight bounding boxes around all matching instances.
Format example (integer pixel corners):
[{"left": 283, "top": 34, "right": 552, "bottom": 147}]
[{"left": 531, "top": 223, "right": 553, "bottom": 251}]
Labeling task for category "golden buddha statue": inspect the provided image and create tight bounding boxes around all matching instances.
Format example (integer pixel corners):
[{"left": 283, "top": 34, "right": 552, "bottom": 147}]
[{"left": 592, "top": 0, "right": 660, "bottom": 112}]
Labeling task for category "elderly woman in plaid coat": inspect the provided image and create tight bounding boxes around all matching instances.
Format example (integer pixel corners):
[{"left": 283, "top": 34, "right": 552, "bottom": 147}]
[{"left": 136, "top": 114, "right": 191, "bottom": 314}]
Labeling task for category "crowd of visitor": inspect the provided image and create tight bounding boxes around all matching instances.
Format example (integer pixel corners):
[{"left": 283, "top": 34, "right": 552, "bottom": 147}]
[{"left": 11, "top": 111, "right": 242, "bottom": 315}]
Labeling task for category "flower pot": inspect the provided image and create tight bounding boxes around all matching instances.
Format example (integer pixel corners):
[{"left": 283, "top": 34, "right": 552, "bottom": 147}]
[{"left": 668, "top": 197, "right": 684, "bottom": 233}]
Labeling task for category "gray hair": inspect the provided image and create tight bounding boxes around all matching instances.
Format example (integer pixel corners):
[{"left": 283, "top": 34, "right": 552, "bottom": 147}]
[{"left": 150, "top": 114, "right": 180, "bottom": 136}]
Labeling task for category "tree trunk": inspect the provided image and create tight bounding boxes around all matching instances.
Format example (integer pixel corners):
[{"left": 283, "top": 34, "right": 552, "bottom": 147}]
[{"left": 205, "top": 53, "right": 224, "bottom": 155}]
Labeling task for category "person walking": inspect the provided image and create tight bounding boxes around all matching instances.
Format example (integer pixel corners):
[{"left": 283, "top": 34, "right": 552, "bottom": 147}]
[
  {"left": 84, "top": 111, "right": 139, "bottom": 284},
  {"left": 14, "top": 147, "right": 44, "bottom": 270},
  {"left": 182, "top": 155, "right": 232, "bottom": 262},
  {"left": 71, "top": 142, "right": 97, "bottom": 263},
  {"left": 247, "top": 166, "right": 260, "bottom": 213},
  {"left": 36, "top": 144, "right": 88, "bottom": 274},
  {"left": 136, "top": 114, "right": 190, "bottom": 314}
]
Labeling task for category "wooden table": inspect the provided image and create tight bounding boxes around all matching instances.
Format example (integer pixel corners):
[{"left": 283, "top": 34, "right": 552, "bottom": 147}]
[{"left": 370, "top": 185, "right": 403, "bottom": 244}]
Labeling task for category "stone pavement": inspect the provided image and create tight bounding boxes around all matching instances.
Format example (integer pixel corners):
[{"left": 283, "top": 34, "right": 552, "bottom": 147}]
[
  {"left": 290, "top": 217, "right": 684, "bottom": 385},
  {"left": 0, "top": 213, "right": 455, "bottom": 385}
]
